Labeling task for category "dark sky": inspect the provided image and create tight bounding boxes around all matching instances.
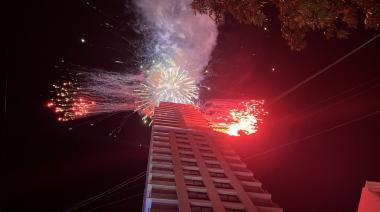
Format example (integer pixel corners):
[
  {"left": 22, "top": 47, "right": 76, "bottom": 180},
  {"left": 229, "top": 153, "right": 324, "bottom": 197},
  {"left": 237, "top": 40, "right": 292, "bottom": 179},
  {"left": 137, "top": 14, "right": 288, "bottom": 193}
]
[{"left": 3, "top": 0, "right": 380, "bottom": 211}]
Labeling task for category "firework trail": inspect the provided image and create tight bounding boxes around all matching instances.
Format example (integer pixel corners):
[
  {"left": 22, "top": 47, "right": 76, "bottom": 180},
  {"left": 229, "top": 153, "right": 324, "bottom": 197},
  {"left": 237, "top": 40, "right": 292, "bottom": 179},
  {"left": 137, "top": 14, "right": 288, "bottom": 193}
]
[{"left": 47, "top": 66, "right": 142, "bottom": 122}]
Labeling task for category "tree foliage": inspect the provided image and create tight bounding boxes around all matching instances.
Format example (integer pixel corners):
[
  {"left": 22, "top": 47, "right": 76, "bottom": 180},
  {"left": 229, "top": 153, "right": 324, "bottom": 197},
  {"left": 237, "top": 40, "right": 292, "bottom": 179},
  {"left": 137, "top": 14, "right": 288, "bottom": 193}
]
[{"left": 192, "top": 0, "right": 380, "bottom": 50}]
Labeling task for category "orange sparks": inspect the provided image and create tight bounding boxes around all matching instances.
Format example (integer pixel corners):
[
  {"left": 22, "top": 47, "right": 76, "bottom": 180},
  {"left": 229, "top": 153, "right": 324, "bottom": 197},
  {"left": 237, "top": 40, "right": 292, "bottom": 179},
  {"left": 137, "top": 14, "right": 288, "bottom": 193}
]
[{"left": 46, "top": 81, "right": 95, "bottom": 122}]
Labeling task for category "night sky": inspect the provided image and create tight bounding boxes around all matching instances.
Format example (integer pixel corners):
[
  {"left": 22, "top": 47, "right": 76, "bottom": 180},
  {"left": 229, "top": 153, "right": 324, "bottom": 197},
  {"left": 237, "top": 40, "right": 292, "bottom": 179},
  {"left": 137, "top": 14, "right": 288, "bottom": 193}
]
[{"left": 4, "top": 0, "right": 380, "bottom": 211}]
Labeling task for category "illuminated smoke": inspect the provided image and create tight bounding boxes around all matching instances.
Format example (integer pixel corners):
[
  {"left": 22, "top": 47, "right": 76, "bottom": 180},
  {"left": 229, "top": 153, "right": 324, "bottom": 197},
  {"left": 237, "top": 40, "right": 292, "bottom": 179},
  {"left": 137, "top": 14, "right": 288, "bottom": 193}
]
[{"left": 134, "top": 0, "right": 218, "bottom": 82}]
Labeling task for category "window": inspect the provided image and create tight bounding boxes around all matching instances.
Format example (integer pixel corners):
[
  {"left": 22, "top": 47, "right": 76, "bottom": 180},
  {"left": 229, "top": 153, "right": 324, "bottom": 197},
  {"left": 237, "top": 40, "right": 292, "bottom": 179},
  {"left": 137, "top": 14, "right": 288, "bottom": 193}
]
[
  {"left": 225, "top": 208, "right": 245, "bottom": 212},
  {"left": 175, "top": 135, "right": 188, "bottom": 140},
  {"left": 178, "top": 147, "right": 192, "bottom": 152},
  {"left": 151, "top": 203, "right": 179, "bottom": 212},
  {"left": 181, "top": 161, "right": 197, "bottom": 166},
  {"left": 153, "top": 150, "right": 171, "bottom": 155},
  {"left": 155, "top": 129, "right": 169, "bottom": 134},
  {"left": 154, "top": 137, "right": 170, "bottom": 142},
  {"left": 197, "top": 143, "right": 209, "bottom": 148},
  {"left": 175, "top": 131, "right": 187, "bottom": 135},
  {"left": 191, "top": 206, "right": 213, "bottom": 212},
  {"left": 152, "top": 158, "right": 172, "bottom": 163},
  {"left": 153, "top": 143, "right": 170, "bottom": 149},
  {"left": 219, "top": 194, "right": 240, "bottom": 202},
  {"left": 188, "top": 191, "right": 209, "bottom": 200},
  {"left": 194, "top": 138, "right": 206, "bottom": 142},
  {"left": 152, "top": 176, "right": 175, "bottom": 182},
  {"left": 185, "top": 179, "right": 204, "bottom": 187},
  {"left": 193, "top": 134, "right": 205, "bottom": 139},
  {"left": 203, "top": 156, "right": 217, "bottom": 161},
  {"left": 177, "top": 141, "right": 190, "bottom": 146},
  {"left": 152, "top": 166, "right": 173, "bottom": 172},
  {"left": 214, "top": 182, "right": 233, "bottom": 189},
  {"left": 183, "top": 169, "right": 201, "bottom": 176},
  {"left": 180, "top": 153, "right": 195, "bottom": 159},
  {"left": 199, "top": 149, "right": 213, "bottom": 154},
  {"left": 209, "top": 172, "right": 226, "bottom": 178},
  {"left": 206, "top": 163, "right": 221, "bottom": 169}
]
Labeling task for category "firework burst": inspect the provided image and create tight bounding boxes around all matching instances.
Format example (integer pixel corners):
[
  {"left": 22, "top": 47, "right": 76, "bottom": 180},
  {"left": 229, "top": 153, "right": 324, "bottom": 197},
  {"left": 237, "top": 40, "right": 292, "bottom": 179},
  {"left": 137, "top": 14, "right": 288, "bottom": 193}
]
[
  {"left": 46, "top": 81, "right": 95, "bottom": 122},
  {"left": 134, "top": 58, "right": 199, "bottom": 118},
  {"left": 46, "top": 66, "right": 142, "bottom": 122},
  {"left": 203, "top": 100, "right": 268, "bottom": 136}
]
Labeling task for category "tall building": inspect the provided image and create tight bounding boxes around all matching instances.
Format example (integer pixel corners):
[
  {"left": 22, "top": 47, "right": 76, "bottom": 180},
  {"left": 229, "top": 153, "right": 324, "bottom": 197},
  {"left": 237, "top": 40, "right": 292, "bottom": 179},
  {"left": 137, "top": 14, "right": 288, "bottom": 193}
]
[
  {"left": 143, "top": 102, "right": 282, "bottom": 212},
  {"left": 357, "top": 181, "right": 380, "bottom": 212}
]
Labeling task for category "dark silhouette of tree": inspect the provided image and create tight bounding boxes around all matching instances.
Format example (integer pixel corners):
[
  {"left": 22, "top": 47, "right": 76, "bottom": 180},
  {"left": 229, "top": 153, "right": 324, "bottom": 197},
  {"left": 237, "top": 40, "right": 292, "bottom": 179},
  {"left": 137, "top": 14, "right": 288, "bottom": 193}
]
[{"left": 192, "top": 0, "right": 380, "bottom": 50}]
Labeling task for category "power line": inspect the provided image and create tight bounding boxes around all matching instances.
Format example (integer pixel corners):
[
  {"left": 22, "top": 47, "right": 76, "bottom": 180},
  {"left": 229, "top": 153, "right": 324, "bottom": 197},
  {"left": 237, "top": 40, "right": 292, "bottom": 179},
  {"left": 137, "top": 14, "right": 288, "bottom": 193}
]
[
  {"left": 277, "top": 80, "right": 380, "bottom": 125},
  {"left": 244, "top": 110, "right": 380, "bottom": 161},
  {"left": 83, "top": 193, "right": 143, "bottom": 212},
  {"left": 63, "top": 171, "right": 146, "bottom": 212},
  {"left": 268, "top": 33, "right": 380, "bottom": 106}
]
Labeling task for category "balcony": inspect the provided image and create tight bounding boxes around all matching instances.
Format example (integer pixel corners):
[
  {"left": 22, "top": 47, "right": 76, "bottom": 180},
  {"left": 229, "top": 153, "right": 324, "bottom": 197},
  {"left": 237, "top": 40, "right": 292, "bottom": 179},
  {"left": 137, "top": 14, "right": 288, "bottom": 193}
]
[
  {"left": 151, "top": 192, "right": 178, "bottom": 200},
  {"left": 243, "top": 185, "right": 266, "bottom": 193},
  {"left": 151, "top": 188, "right": 178, "bottom": 200},
  {"left": 150, "top": 202, "right": 179, "bottom": 212},
  {"left": 250, "top": 197, "right": 277, "bottom": 208}
]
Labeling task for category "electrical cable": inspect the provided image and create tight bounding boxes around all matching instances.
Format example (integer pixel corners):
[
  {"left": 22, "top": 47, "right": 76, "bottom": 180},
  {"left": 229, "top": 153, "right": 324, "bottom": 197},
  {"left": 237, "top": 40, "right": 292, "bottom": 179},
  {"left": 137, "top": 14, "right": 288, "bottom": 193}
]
[
  {"left": 63, "top": 171, "right": 146, "bottom": 212},
  {"left": 276, "top": 80, "right": 380, "bottom": 124},
  {"left": 83, "top": 193, "right": 144, "bottom": 212},
  {"left": 244, "top": 110, "right": 380, "bottom": 161},
  {"left": 268, "top": 33, "right": 380, "bottom": 106}
]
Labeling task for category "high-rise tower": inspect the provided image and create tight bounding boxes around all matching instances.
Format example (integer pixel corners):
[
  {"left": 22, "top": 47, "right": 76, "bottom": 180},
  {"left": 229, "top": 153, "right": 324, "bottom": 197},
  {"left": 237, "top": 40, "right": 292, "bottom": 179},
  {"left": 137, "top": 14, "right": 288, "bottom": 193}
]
[{"left": 143, "top": 102, "right": 282, "bottom": 212}]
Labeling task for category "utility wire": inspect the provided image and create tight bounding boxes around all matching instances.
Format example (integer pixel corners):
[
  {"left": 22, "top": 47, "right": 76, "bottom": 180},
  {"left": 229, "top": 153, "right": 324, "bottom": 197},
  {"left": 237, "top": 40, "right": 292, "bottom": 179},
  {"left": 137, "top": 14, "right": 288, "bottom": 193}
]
[
  {"left": 276, "top": 80, "right": 380, "bottom": 124},
  {"left": 244, "top": 110, "right": 380, "bottom": 161},
  {"left": 83, "top": 193, "right": 143, "bottom": 212},
  {"left": 268, "top": 33, "right": 380, "bottom": 106},
  {"left": 64, "top": 171, "right": 146, "bottom": 212}
]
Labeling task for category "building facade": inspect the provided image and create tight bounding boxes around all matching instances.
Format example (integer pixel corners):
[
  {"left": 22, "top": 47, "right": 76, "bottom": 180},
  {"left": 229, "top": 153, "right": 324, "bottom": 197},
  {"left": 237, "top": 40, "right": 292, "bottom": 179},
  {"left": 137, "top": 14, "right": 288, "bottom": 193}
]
[
  {"left": 357, "top": 181, "right": 380, "bottom": 212},
  {"left": 143, "top": 102, "right": 282, "bottom": 212}
]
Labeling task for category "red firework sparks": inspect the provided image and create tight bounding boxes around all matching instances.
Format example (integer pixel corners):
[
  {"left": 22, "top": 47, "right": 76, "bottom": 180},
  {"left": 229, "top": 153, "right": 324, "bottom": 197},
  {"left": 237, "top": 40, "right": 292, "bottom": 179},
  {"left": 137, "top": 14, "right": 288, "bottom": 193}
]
[
  {"left": 203, "top": 100, "right": 268, "bottom": 136},
  {"left": 46, "top": 81, "right": 95, "bottom": 122}
]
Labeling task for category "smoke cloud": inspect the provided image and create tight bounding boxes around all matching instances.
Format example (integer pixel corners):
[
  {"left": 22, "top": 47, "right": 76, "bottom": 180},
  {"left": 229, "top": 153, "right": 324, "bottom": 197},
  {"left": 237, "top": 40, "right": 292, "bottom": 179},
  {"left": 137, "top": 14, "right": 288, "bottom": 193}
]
[{"left": 134, "top": 0, "right": 218, "bottom": 82}]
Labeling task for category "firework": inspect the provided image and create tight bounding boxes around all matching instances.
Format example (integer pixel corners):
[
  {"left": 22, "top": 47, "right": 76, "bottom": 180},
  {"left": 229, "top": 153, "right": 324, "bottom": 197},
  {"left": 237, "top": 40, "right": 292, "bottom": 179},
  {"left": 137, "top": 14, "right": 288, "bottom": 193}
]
[
  {"left": 203, "top": 100, "right": 268, "bottom": 136},
  {"left": 46, "top": 0, "right": 217, "bottom": 124},
  {"left": 46, "top": 81, "right": 95, "bottom": 122},
  {"left": 46, "top": 66, "right": 142, "bottom": 121},
  {"left": 134, "top": 58, "right": 199, "bottom": 118}
]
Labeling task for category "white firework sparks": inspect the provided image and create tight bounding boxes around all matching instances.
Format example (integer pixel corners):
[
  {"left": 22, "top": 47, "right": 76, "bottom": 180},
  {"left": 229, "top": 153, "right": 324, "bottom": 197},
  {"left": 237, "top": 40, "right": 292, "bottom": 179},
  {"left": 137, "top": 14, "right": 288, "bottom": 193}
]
[{"left": 135, "top": 59, "right": 199, "bottom": 118}]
